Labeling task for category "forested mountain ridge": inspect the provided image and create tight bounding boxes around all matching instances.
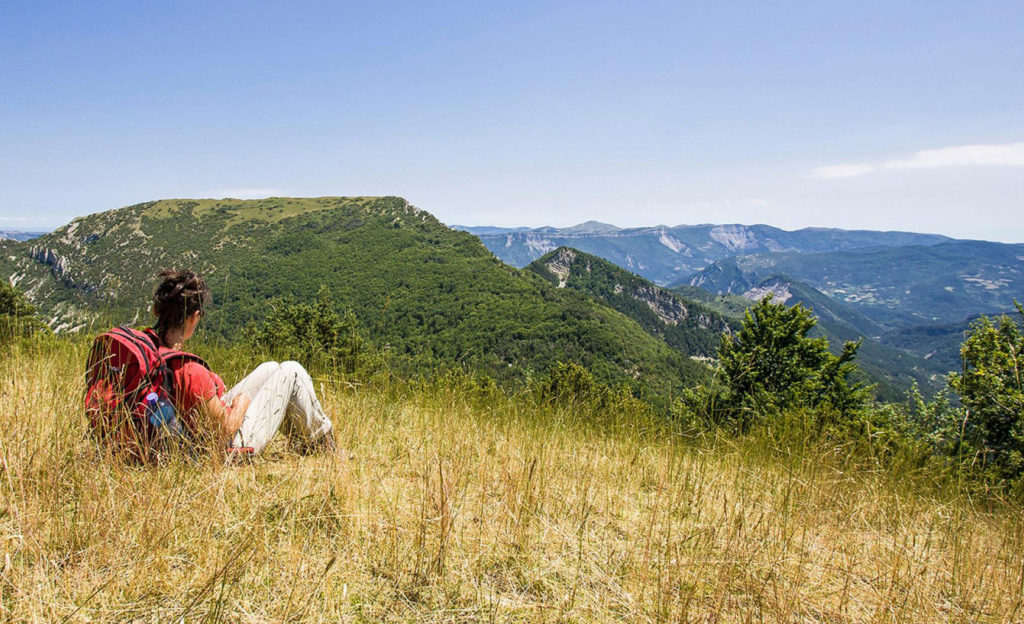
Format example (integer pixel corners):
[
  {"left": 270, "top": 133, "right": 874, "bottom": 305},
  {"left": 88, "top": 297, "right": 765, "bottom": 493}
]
[
  {"left": 461, "top": 222, "right": 952, "bottom": 284},
  {"left": 879, "top": 316, "right": 981, "bottom": 375},
  {"left": 526, "top": 247, "right": 734, "bottom": 358},
  {"left": 0, "top": 196, "right": 715, "bottom": 396},
  {"left": 734, "top": 275, "right": 886, "bottom": 338},
  {"left": 735, "top": 275, "right": 948, "bottom": 394}
]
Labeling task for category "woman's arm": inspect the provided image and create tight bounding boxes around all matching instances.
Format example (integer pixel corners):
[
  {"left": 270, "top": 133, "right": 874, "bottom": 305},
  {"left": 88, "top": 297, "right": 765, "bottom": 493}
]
[{"left": 200, "top": 393, "right": 251, "bottom": 445}]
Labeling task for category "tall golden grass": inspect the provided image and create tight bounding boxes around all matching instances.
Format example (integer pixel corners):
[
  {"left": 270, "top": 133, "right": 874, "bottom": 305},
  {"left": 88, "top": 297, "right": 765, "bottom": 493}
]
[{"left": 2, "top": 336, "right": 1023, "bottom": 622}]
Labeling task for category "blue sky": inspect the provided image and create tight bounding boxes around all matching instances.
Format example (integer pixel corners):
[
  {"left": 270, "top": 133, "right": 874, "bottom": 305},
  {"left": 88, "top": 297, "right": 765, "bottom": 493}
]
[{"left": 1, "top": 1, "right": 1022, "bottom": 240}]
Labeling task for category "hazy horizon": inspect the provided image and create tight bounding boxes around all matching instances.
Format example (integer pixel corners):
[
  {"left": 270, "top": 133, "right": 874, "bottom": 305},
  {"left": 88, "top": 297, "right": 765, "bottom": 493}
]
[{"left": 2, "top": 195, "right": 1020, "bottom": 244}]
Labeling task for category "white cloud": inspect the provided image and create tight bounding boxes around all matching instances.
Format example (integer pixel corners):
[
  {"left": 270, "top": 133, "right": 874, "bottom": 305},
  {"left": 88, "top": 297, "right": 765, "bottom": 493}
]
[
  {"left": 882, "top": 142, "right": 1024, "bottom": 170},
  {"left": 810, "top": 164, "right": 876, "bottom": 179},
  {"left": 206, "top": 188, "right": 287, "bottom": 199},
  {"left": 0, "top": 216, "right": 30, "bottom": 223},
  {"left": 811, "top": 142, "right": 1024, "bottom": 179}
]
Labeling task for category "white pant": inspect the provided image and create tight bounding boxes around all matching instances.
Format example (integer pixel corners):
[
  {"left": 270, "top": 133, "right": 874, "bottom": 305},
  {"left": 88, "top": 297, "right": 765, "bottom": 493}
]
[{"left": 223, "top": 361, "right": 333, "bottom": 455}]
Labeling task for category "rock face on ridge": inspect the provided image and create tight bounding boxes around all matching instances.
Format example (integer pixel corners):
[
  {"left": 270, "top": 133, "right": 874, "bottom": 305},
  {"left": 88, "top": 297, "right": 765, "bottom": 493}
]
[
  {"left": 740, "top": 277, "right": 793, "bottom": 305},
  {"left": 544, "top": 247, "right": 577, "bottom": 288}
]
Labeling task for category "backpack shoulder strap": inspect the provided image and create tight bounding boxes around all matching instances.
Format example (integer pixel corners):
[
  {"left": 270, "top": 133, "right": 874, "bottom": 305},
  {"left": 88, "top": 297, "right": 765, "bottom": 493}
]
[
  {"left": 159, "top": 349, "right": 210, "bottom": 371},
  {"left": 140, "top": 327, "right": 210, "bottom": 370},
  {"left": 155, "top": 348, "right": 212, "bottom": 407},
  {"left": 114, "top": 326, "right": 160, "bottom": 355}
]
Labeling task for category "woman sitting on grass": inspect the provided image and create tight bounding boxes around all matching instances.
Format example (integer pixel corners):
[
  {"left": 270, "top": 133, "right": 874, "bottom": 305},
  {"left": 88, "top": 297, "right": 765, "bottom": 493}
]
[{"left": 89, "top": 268, "right": 335, "bottom": 459}]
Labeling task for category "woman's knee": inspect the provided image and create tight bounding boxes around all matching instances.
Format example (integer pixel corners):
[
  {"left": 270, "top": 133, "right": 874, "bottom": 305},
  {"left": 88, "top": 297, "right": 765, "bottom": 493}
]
[
  {"left": 254, "top": 361, "right": 281, "bottom": 375},
  {"left": 280, "top": 361, "right": 311, "bottom": 379}
]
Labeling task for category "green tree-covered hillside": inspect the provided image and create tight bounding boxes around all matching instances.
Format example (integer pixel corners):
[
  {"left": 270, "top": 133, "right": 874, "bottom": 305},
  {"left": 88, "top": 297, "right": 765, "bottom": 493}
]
[{"left": 0, "top": 197, "right": 709, "bottom": 396}]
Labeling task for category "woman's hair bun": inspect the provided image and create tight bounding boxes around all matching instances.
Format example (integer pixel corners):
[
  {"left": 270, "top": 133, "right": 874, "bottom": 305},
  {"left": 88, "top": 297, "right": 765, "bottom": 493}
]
[{"left": 153, "top": 268, "right": 211, "bottom": 338}]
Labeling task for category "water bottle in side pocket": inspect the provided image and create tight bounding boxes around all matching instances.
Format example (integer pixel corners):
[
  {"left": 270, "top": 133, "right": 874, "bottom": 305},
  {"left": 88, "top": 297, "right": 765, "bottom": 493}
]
[{"left": 144, "top": 392, "right": 181, "bottom": 437}]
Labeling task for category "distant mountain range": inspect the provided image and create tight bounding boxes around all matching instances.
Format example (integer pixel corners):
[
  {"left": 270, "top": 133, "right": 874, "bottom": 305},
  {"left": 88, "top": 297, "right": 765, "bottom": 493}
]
[
  {"left": 460, "top": 220, "right": 1024, "bottom": 388},
  {"left": 458, "top": 222, "right": 952, "bottom": 285},
  {"left": 0, "top": 230, "right": 47, "bottom": 242},
  {"left": 524, "top": 248, "right": 944, "bottom": 399}
]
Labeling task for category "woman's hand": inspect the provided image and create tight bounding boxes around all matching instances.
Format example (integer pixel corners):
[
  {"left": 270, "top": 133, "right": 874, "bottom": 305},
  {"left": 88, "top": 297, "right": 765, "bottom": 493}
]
[
  {"left": 200, "top": 393, "right": 250, "bottom": 444},
  {"left": 225, "top": 394, "right": 250, "bottom": 437}
]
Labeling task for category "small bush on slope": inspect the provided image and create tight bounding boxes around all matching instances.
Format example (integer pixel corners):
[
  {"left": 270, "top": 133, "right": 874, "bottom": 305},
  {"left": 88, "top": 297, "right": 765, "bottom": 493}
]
[
  {"left": 250, "top": 286, "right": 372, "bottom": 376},
  {"left": 0, "top": 280, "right": 47, "bottom": 340},
  {"left": 533, "top": 361, "right": 650, "bottom": 416}
]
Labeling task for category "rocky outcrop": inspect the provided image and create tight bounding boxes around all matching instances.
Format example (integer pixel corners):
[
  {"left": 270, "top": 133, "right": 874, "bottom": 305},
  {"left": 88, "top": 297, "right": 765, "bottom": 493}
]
[
  {"left": 742, "top": 279, "right": 793, "bottom": 304},
  {"left": 633, "top": 283, "right": 689, "bottom": 326},
  {"left": 544, "top": 248, "right": 577, "bottom": 288},
  {"left": 29, "top": 244, "right": 97, "bottom": 293},
  {"left": 30, "top": 245, "right": 70, "bottom": 275}
]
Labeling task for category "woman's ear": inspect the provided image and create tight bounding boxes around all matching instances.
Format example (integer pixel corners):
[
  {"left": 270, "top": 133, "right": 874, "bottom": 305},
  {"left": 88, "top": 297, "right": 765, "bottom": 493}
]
[
  {"left": 152, "top": 303, "right": 159, "bottom": 318},
  {"left": 183, "top": 310, "right": 202, "bottom": 339}
]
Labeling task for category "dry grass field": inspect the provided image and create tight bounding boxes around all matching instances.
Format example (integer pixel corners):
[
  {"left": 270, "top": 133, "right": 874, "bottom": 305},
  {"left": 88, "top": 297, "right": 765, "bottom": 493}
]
[{"left": 2, "top": 337, "right": 1023, "bottom": 622}]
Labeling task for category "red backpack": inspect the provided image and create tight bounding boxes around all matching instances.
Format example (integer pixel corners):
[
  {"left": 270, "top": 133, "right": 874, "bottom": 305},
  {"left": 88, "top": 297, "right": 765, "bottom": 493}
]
[{"left": 84, "top": 326, "right": 209, "bottom": 459}]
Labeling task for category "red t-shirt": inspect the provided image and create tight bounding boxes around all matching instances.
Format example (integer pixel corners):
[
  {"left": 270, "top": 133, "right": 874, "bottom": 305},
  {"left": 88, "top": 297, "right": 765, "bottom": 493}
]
[{"left": 168, "top": 359, "right": 226, "bottom": 428}]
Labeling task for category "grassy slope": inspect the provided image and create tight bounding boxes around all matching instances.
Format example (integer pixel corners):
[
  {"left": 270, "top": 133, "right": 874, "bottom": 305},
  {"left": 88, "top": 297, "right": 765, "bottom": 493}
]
[
  {"left": 669, "top": 284, "right": 753, "bottom": 318},
  {"left": 4, "top": 338, "right": 1023, "bottom": 621},
  {"left": 1, "top": 197, "right": 706, "bottom": 397}
]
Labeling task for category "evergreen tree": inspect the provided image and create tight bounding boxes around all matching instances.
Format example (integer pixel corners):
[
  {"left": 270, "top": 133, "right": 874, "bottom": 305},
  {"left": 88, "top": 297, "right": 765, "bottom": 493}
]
[{"left": 717, "top": 295, "right": 867, "bottom": 422}]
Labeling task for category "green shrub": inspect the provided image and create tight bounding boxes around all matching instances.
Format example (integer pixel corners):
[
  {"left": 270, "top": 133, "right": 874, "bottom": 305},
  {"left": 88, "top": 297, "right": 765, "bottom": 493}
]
[
  {"left": 700, "top": 295, "right": 869, "bottom": 427},
  {"left": 901, "top": 383, "right": 965, "bottom": 458},
  {"left": 0, "top": 281, "right": 47, "bottom": 340},
  {"left": 949, "top": 302, "right": 1024, "bottom": 486},
  {"left": 250, "top": 286, "right": 371, "bottom": 376},
  {"left": 534, "top": 361, "right": 647, "bottom": 415},
  {"left": 413, "top": 367, "right": 503, "bottom": 406}
]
